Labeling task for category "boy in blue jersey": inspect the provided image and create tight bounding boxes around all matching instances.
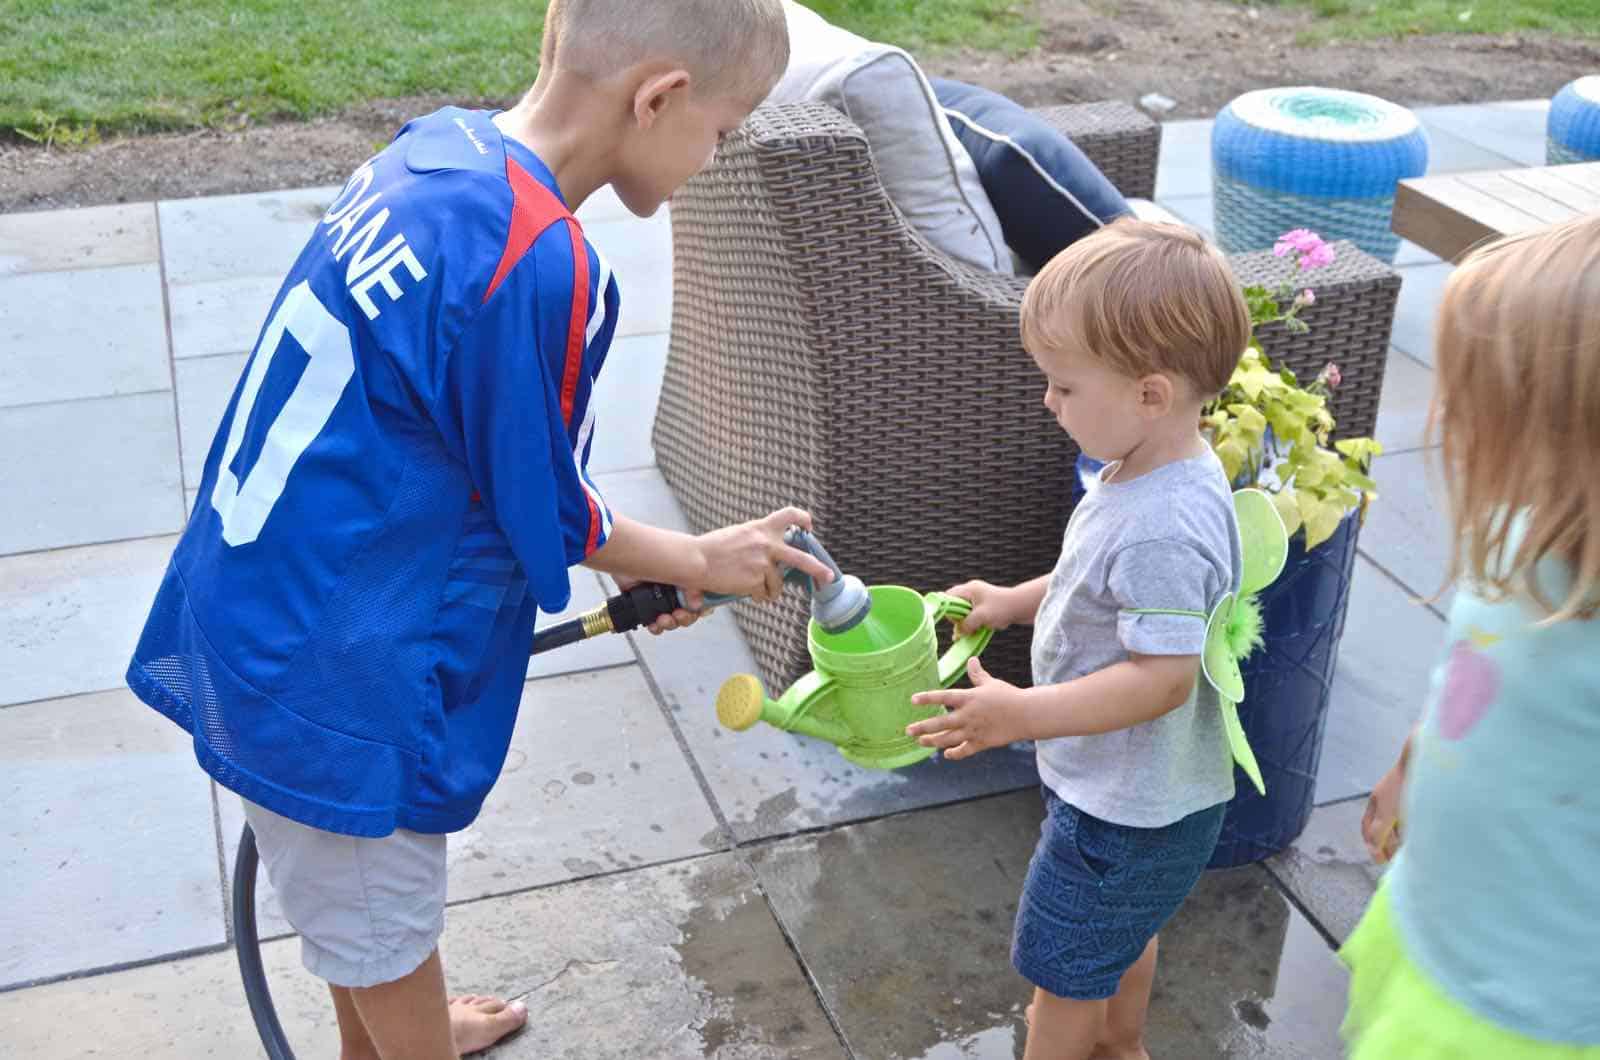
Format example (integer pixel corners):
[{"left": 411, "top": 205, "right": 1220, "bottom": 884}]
[{"left": 126, "top": 2, "right": 801, "bottom": 1055}]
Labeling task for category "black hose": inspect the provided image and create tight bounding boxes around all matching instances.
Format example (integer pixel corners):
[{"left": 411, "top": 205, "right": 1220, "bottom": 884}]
[
  {"left": 531, "top": 616, "right": 590, "bottom": 655},
  {"left": 234, "top": 824, "right": 296, "bottom": 1060}
]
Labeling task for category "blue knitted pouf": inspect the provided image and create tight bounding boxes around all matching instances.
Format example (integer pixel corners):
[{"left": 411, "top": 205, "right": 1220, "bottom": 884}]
[
  {"left": 1212, "top": 87, "right": 1429, "bottom": 263},
  {"left": 1549, "top": 77, "right": 1600, "bottom": 165}
]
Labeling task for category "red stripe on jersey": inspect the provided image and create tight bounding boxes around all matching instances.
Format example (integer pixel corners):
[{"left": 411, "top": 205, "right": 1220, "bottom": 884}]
[
  {"left": 583, "top": 492, "right": 603, "bottom": 556},
  {"left": 482, "top": 158, "right": 571, "bottom": 305},
  {"left": 558, "top": 221, "right": 589, "bottom": 430}
]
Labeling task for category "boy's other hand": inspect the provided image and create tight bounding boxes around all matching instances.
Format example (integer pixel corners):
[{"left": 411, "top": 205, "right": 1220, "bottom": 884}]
[
  {"left": 696, "top": 507, "right": 834, "bottom": 601},
  {"left": 907, "top": 657, "right": 1031, "bottom": 760},
  {"left": 947, "top": 580, "right": 1018, "bottom": 637}
]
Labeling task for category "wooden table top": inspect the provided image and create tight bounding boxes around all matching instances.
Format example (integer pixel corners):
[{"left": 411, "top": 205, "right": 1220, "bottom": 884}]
[{"left": 1391, "top": 161, "right": 1600, "bottom": 262}]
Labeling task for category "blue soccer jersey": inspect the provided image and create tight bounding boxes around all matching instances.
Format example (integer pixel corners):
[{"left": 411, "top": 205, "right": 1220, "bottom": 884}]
[{"left": 127, "top": 108, "right": 620, "bottom": 837}]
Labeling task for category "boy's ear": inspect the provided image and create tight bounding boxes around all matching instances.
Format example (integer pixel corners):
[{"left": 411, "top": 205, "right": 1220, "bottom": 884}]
[
  {"left": 1138, "top": 373, "right": 1177, "bottom": 417},
  {"left": 633, "top": 68, "right": 693, "bottom": 128}
]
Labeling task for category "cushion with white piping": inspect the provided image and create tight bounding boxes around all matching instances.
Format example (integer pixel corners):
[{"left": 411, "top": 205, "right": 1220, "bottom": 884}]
[
  {"left": 768, "top": 2, "right": 1012, "bottom": 274},
  {"left": 931, "top": 77, "right": 1131, "bottom": 273}
]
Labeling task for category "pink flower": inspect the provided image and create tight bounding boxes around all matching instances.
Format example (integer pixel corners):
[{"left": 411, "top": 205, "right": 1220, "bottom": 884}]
[
  {"left": 1274, "top": 229, "right": 1336, "bottom": 270},
  {"left": 1317, "top": 362, "right": 1342, "bottom": 389},
  {"left": 1300, "top": 242, "right": 1336, "bottom": 270},
  {"left": 1275, "top": 228, "right": 1324, "bottom": 255},
  {"left": 1302, "top": 288, "right": 1316, "bottom": 305}
]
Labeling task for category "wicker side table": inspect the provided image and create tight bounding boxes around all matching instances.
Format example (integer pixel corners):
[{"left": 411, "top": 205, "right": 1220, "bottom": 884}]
[
  {"left": 1549, "top": 77, "right": 1600, "bottom": 164},
  {"left": 1213, "top": 87, "right": 1428, "bottom": 263}
]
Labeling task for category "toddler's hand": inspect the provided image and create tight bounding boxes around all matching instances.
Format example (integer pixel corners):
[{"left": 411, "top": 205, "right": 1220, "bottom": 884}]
[
  {"left": 947, "top": 580, "right": 1018, "bottom": 637},
  {"left": 695, "top": 507, "right": 834, "bottom": 602},
  {"left": 907, "top": 657, "right": 1031, "bottom": 760}
]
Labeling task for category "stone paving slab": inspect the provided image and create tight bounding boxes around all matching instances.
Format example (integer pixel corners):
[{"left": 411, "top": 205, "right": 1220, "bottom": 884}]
[
  {"left": 1156, "top": 119, "right": 1213, "bottom": 201},
  {"left": 0, "top": 688, "right": 223, "bottom": 990},
  {"left": 0, "top": 263, "right": 169, "bottom": 408},
  {"left": 1267, "top": 799, "right": 1386, "bottom": 946},
  {"left": 0, "top": 851, "right": 847, "bottom": 1059},
  {"left": 1317, "top": 556, "right": 1443, "bottom": 805},
  {"left": 158, "top": 187, "right": 340, "bottom": 288},
  {"left": 1372, "top": 348, "right": 1435, "bottom": 456},
  {"left": 174, "top": 352, "right": 245, "bottom": 490},
  {"left": 0, "top": 202, "right": 158, "bottom": 276},
  {"left": 587, "top": 331, "right": 669, "bottom": 474},
  {"left": 218, "top": 662, "right": 721, "bottom": 941},
  {"left": 1355, "top": 447, "right": 1451, "bottom": 608},
  {"left": 0, "top": 534, "right": 175, "bottom": 707},
  {"left": 585, "top": 208, "right": 673, "bottom": 339},
  {"left": 1417, "top": 99, "right": 1551, "bottom": 170},
  {"left": 0, "top": 390, "right": 184, "bottom": 555},
  {"left": 1390, "top": 262, "right": 1453, "bottom": 365},
  {"left": 1416, "top": 121, "right": 1525, "bottom": 175},
  {"left": 596, "top": 468, "right": 1039, "bottom": 844},
  {"left": 751, "top": 792, "right": 1350, "bottom": 1059},
  {"left": 168, "top": 275, "right": 282, "bottom": 361}
]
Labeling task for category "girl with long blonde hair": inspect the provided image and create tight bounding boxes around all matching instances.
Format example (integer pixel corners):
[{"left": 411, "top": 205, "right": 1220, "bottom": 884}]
[{"left": 1345, "top": 211, "right": 1600, "bottom": 1057}]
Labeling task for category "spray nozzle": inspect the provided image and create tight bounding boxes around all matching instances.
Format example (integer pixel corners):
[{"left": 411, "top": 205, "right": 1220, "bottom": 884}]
[{"left": 781, "top": 528, "right": 872, "bottom": 635}]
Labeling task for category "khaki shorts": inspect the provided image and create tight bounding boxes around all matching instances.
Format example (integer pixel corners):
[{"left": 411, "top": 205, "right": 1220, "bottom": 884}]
[{"left": 242, "top": 798, "right": 447, "bottom": 988}]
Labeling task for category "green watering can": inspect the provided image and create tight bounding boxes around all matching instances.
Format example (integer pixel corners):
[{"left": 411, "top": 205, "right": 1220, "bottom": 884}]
[{"left": 715, "top": 585, "right": 994, "bottom": 770}]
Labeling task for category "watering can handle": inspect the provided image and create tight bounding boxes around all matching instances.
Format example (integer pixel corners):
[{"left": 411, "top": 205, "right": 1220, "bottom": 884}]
[{"left": 925, "top": 592, "right": 996, "bottom": 688}]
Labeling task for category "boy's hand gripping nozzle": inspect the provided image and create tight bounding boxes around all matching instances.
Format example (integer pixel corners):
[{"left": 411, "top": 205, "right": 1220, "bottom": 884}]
[{"left": 529, "top": 527, "right": 870, "bottom": 654}]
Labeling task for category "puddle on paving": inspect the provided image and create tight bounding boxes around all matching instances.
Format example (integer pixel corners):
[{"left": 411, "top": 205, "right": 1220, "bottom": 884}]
[{"left": 668, "top": 859, "right": 841, "bottom": 1058}]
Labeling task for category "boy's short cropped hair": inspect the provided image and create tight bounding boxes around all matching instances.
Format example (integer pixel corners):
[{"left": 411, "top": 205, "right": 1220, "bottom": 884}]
[
  {"left": 542, "top": 0, "right": 789, "bottom": 101},
  {"left": 1020, "top": 220, "right": 1250, "bottom": 397}
]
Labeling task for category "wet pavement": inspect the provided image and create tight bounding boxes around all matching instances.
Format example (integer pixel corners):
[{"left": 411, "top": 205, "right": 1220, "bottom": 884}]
[{"left": 2, "top": 98, "right": 1558, "bottom": 1056}]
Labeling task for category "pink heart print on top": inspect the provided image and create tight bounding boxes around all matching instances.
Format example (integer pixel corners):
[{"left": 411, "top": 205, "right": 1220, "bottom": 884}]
[{"left": 1436, "top": 635, "right": 1502, "bottom": 741}]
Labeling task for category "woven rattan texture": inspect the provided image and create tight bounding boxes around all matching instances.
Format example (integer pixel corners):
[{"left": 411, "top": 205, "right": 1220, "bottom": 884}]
[
  {"left": 1031, "top": 102, "right": 1160, "bottom": 201},
  {"left": 653, "top": 102, "right": 1397, "bottom": 694}
]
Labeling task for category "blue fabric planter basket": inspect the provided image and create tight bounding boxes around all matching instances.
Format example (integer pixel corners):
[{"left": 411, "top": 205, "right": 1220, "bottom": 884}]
[
  {"left": 1213, "top": 87, "right": 1428, "bottom": 263},
  {"left": 1209, "top": 510, "right": 1361, "bottom": 868},
  {"left": 1549, "top": 77, "right": 1600, "bottom": 165}
]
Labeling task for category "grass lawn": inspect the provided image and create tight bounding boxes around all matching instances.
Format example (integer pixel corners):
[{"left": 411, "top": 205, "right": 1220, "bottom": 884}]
[
  {"left": 0, "top": 0, "right": 1035, "bottom": 139},
  {"left": 1274, "top": 0, "right": 1600, "bottom": 42}
]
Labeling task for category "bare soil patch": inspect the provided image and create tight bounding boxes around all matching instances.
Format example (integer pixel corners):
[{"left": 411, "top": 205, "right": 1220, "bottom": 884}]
[{"left": 4, "top": 0, "right": 1596, "bottom": 214}]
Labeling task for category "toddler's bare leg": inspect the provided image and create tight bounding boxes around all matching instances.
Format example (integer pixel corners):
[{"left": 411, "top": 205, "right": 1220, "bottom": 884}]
[
  {"left": 1092, "top": 935, "right": 1158, "bottom": 1060},
  {"left": 345, "top": 949, "right": 526, "bottom": 1059}
]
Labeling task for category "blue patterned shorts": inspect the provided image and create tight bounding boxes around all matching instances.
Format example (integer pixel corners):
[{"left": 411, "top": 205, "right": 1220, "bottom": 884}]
[{"left": 1012, "top": 789, "right": 1225, "bottom": 1000}]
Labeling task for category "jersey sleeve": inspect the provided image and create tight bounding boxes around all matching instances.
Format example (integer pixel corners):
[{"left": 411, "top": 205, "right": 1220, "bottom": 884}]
[
  {"left": 1108, "top": 540, "right": 1225, "bottom": 656},
  {"left": 438, "top": 220, "right": 619, "bottom": 610}
]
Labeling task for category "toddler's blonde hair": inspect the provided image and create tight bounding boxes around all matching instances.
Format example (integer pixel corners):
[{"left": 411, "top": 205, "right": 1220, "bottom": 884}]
[
  {"left": 1429, "top": 212, "right": 1600, "bottom": 621},
  {"left": 540, "top": 0, "right": 789, "bottom": 100},
  {"left": 1019, "top": 219, "right": 1250, "bottom": 397}
]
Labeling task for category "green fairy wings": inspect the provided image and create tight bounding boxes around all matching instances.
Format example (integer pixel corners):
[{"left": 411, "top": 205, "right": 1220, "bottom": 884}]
[{"left": 1127, "top": 488, "right": 1289, "bottom": 795}]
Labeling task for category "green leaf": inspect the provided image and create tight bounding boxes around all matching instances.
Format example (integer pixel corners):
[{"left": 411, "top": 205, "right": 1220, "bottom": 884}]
[
  {"left": 1271, "top": 489, "right": 1303, "bottom": 539},
  {"left": 1215, "top": 437, "right": 1250, "bottom": 483},
  {"left": 1298, "top": 493, "right": 1345, "bottom": 551}
]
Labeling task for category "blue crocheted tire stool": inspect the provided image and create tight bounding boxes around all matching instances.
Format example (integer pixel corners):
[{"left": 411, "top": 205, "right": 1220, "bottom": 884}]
[
  {"left": 1549, "top": 77, "right": 1600, "bottom": 165},
  {"left": 1212, "top": 87, "right": 1428, "bottom": 263}
]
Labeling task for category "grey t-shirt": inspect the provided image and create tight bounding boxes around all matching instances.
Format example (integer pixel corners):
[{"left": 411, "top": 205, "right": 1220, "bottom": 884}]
[{"left": 1032, "top": 450, "right": 1241, "bottom": 827}]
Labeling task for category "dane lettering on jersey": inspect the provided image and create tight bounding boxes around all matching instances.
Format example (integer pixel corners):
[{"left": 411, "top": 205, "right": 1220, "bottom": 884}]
[{"left": 320, "top": 163, "right": 430, "bottom": 321}]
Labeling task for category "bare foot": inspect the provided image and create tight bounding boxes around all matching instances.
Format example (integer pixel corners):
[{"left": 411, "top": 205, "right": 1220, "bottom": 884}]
[{"left": 449, "top": 995, "right": 528, "bottom": 1055}]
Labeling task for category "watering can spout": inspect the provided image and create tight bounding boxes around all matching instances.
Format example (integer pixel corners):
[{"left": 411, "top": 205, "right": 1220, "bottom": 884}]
[{"left": 716, "top": 674, "right": 853, "bottom": 747}]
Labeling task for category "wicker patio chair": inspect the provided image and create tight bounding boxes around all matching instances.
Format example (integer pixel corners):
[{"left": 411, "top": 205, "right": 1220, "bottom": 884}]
[{"left": 652, "top": 101, "right": 1401, "bottom": 692}]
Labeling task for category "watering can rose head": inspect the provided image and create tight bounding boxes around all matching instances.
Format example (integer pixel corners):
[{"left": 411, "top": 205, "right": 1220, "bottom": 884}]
[{"left": 1207, "top": 230, "right": 1383, "bottom": 551}]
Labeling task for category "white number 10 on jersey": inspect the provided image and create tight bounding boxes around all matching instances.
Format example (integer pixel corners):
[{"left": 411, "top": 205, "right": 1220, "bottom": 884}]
[{"left": 211, "top": 281, "right": 356, "bottom": 546}]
